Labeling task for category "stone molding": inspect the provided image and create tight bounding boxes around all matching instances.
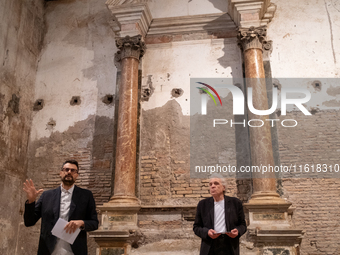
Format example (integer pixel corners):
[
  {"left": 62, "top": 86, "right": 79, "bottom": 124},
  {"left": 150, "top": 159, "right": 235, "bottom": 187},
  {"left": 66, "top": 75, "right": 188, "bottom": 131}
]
[
  {"left": 106, "top": 2, "right": 152, "bottom": 38},
  {"left": 106, "top": 0, "right": 148, "bottom": 6},
  {"left": 237, "top": 26, "right": 270, "bottom": 52},
  {"left": 115, "top": 35, "right": 146, "bottom": 63},
  {"left": 106, "top": 1, "right": 276, "bottom": 39},
  {"left": 147, "top": 13, "right": 236, "bottom": 35},
  {"left": 228, "top": 0, "right": 276, "bottom": 28}
]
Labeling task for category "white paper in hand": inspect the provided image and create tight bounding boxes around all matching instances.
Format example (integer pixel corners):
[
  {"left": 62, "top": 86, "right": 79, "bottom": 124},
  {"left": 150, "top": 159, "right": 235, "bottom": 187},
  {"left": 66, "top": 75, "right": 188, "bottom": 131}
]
[{"left": 51, "top": 218, "right": 81, "bottom": 245}]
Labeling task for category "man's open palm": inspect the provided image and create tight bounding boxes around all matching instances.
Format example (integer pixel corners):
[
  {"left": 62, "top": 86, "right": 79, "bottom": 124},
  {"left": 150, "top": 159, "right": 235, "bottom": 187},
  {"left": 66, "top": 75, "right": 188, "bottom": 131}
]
[{"left": 23, "top": 179, "right": 44, "bottom": 203}]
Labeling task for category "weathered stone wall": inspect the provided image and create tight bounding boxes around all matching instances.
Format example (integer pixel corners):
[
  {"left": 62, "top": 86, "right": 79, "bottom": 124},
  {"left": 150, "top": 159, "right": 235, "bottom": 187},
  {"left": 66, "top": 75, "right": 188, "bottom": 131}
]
[
  {"left": 1, "top": 0, "right": 340, "bottom": 254},
  {"left": 137, "top": 35, "right": 251, "bottom": 252},
  {"left": 0, "top": 0, "right": 45, "bottom": 254},
  {"left": 137, "top": 0, "right": 340, "bottom": 253},
  {"left": 140, "top": 38, "right": 245, "bottom": 206},
  {"left": 16, "top": 0, "right": 118, "bottom": 254},
  {"left": 277, "top": 111, "right": 340, "bottom": 255},
  {"left": 269, "top": 0, "right": 340, "bottom": 77},
  {"left": 268, "top": 1, "right": 340, "bottom": 253},
  {"left": 26, "top": 0, "right": 117, "bottom": 202}
]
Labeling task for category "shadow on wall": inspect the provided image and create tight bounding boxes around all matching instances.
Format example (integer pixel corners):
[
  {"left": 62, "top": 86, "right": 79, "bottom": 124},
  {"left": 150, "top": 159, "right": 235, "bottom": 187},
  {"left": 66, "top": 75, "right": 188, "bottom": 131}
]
[
  {"left": 203, "top": 0, "right": 253, "bottom": 201},
  {"left": 207, "top": 0, "right": 234, "bottom": 69}
]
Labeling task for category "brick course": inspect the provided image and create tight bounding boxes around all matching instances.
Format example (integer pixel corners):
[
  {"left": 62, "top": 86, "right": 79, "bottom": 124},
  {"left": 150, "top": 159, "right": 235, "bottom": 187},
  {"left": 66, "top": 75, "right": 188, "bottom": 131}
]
[{"left": 278, "top": 110, "right": 340, "bottom": 254}]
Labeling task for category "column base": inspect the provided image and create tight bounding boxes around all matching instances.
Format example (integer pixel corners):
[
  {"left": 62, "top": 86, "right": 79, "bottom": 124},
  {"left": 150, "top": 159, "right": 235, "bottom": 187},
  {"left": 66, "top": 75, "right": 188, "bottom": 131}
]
[
  {"left": 90, "top": 196, "right": 143, "bottom": 255},
  {"left": 98, "top": 196, "right": 141, "bottom": 231},
  {"left": 248, "top": 191, "right": 286, "bottom": 204},
  {"left": 104, "top": 195, "right": 141, "bottom": 208},
  {"left": 244, "top": 197, "right": 304, "bottom": 247}
]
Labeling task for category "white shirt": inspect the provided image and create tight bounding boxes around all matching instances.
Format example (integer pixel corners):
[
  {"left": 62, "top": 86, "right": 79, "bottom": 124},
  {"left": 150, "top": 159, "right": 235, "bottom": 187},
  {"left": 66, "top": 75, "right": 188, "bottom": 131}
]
[
  {"left": 214, "top": 199, "right": 227, "bottom": 233},
  {"left": 52, "top": 185, "right": 75, "bottom": 255}
]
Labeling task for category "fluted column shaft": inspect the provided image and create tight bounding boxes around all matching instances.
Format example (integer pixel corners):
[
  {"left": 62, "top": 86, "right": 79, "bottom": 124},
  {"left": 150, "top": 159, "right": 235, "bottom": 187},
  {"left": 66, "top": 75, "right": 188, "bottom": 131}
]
[{"left": 238, "top": 27, "right": 278, "bottom": 198}]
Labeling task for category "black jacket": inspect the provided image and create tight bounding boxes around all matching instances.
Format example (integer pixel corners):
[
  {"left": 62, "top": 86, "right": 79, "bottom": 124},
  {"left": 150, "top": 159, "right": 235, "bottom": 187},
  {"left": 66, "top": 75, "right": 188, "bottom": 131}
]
[
  {"left": 193, "top": 196, "right": 247, "bottom": 255},
  {"left": 24, "top": 185, "right": 99, "bottom": 255}
]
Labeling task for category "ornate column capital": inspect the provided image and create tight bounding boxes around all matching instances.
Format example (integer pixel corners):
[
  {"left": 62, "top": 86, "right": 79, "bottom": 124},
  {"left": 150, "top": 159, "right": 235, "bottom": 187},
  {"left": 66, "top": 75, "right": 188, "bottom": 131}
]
[
  {"left": 237, "top": 26, "right": 271, "bottom": 52},
  {"left": 115, "top": 35, "right": 146, "bottom": 65}
]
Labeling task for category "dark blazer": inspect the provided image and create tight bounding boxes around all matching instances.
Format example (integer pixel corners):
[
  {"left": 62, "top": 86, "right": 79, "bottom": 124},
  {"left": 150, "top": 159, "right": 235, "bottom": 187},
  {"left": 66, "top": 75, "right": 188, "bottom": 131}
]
[
  {"left": 24, "top": 185, "right": 99, "bottom": 255},
  {"left": 193, "top": 196, "right": 247, "bottom": 255}
]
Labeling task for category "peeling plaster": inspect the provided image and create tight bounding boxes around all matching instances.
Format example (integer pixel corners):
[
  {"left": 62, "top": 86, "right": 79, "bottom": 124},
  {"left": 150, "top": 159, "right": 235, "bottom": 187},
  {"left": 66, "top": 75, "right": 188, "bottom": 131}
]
[
  {"left": 32, "top": 0, "right": 117, "bottom": 141},
  {"left": 142, "top": 39, "right": 242, "bottom": 115}
]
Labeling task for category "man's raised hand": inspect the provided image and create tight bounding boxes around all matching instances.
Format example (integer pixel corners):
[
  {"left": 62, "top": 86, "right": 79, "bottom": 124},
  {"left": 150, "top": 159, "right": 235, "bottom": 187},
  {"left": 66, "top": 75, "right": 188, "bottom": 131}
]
[{"left": 23, "top": 179, "right": 44, "bottom": 204}]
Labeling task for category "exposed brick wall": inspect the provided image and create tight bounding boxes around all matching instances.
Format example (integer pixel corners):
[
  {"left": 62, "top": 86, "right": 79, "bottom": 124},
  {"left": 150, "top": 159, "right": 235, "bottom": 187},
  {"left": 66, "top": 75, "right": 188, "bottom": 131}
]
[
  {"left": 42, "top": 147, "right": 112, "bottom": 206},
  {"left": 278, "top": 110, "right": 340, "bottom": 254},
  {"left": 140, "top": 155, "right": 239, "bottom": 203},
  {"left": 28, "top": 115, "right": 113, "bottom": 207},
  {"left": 140, "top": 99, "right": 248, "bottom": 205}
]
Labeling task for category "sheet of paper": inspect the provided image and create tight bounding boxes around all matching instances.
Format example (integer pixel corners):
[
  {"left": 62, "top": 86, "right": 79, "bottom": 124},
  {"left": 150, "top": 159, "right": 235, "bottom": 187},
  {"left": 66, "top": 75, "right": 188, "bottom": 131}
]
[{"left": 51, "top": 218, "right": 81, "bottom": 245}]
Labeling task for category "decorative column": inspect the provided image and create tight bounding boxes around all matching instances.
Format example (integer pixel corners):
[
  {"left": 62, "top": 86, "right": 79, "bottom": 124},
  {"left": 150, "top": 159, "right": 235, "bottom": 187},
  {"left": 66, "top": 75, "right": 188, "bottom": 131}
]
[
  {"left": 109, "top": 35, "right": 145, "bottom": 206},
  {"left": 237, "top": 26, "right": 279, "bottom": 201},
  {"left": 99, "top": 0, "right": 151, "bottom": 210},
  {"left": 90, "top": 2, "right": 152, "bottom": 255},
  {"left": 237, "top": 26, "right": 303, "bottom": 251}
]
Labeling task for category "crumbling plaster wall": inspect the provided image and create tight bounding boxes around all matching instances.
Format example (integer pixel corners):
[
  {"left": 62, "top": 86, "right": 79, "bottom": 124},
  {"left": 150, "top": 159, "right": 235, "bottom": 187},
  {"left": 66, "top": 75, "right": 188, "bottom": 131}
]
[
  {"left": 18, "top": 0, "right": 118, "bottom": 254},
  {"left": 138, "top": 0, "right": 340, "bottom": 253},
  {"left": 268, "top": 0, "right": 340, "bottom": 254},
  {"left": 269, "top": 0, "right": 340, "bottom": 78},
  {"left": 268, "top": 0, "right": 340, "bottom": 111},
  {"left": 140, "top": 39, "right": 244, "bottom": 205},
  {"left": 27, "top": 0, "right": 117, "bottom": 200},
  {"left": 0, "top": 0, "right": 45, "bottom": 254}
]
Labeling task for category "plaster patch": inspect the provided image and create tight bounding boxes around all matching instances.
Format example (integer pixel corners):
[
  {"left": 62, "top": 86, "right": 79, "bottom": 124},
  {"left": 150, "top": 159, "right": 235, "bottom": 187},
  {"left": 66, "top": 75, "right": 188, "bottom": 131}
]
[
  {"left": 327, "top": 85, "right": 340, "bottom": 95},
  {"left": 142, "top": 39, "right": 242, "bottom": 115},
  {"left": 322, "top": 99, "right": 340, "bottom": 107}
]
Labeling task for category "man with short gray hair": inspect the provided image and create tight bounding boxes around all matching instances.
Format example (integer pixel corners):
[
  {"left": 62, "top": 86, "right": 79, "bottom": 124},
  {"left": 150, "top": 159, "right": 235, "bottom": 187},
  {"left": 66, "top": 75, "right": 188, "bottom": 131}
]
[{"left": 193, "top": 175, "right": 246, "bottom": 255}]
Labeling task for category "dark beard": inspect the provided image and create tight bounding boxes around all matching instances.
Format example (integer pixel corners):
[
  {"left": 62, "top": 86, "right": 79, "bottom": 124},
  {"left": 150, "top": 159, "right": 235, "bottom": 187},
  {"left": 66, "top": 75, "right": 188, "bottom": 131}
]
[{"left": 62, "top": 175, "right": 75, "bottom": 186}]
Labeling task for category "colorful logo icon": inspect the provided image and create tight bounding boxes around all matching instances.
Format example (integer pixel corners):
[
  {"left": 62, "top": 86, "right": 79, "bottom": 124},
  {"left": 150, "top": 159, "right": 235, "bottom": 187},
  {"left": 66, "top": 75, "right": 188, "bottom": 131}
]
[{"left": 196, "top": 82, "right": 222, "bottom": 106}]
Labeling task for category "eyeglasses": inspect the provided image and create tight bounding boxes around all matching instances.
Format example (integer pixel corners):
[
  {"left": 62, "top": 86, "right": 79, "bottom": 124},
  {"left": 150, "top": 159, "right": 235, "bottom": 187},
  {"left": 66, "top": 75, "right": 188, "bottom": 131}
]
[{"left": 62, "top": 168, "right": 78, "bottom": 173}]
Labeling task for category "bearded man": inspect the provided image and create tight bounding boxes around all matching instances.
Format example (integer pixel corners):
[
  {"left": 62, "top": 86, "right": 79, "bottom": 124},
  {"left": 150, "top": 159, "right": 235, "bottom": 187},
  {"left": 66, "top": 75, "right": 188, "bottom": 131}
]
[{"left": 23, "top": 159, "right": 98, "bottom": 255}]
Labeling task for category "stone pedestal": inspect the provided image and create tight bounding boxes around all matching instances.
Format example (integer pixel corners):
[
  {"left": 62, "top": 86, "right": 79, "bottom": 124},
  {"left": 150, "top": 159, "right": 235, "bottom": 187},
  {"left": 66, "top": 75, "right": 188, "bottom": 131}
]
[
  {"left": 90, "top": 205, "right": 143, "bottom": 255},
  {"left": 245, "top": 202, "right": 304, "bottom": 249}
]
